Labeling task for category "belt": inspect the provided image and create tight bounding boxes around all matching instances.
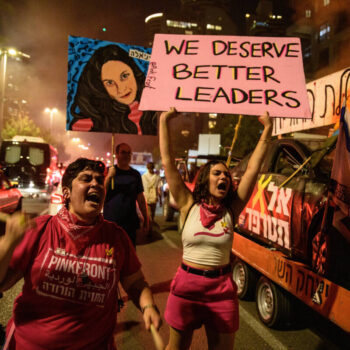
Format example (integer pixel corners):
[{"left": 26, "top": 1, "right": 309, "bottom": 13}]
[{"left": 181, "top": 263, "right": 231, "bottom": 278}]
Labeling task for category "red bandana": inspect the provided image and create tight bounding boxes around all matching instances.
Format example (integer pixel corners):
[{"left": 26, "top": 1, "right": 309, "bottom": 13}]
[
  {"left": 199, "top": 202, "right": 225, "bottom": 230},
  {"left": 56, "top": 207, "right": 104, "bottom": 254}
]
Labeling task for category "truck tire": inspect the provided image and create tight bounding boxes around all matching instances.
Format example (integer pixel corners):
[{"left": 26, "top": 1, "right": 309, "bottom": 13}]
[
  {"left": 255, "top": 276, "right": 293, "bottom": 328},
  {"left": 163, "top": 195, "right": 175, "bottom": 221},
  {"left": 232, "top": 260, "right": 258, "bottom": 300}
]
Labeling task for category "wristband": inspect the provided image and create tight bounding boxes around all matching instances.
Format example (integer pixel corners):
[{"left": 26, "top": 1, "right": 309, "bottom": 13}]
[{"left": 141, "top": 303, "right": 159, "bottom": 314}]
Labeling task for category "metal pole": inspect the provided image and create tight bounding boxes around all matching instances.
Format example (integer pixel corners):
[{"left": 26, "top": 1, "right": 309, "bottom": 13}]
[
  {"left": 50, "top": 110, "right": 53, "bottom": 134},
  {"left": 111, "top": 133, "right": 115, "bottom": 189},
  {"left": 226, "top": 115, "right": 242, "bottom": 167},
  {"left": 0, "top": 52, "right": 8, "bottom": 143}
]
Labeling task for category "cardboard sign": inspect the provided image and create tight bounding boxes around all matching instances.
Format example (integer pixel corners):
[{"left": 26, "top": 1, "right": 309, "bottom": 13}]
[
  {"left": 140, "top": 34, "right": 311, "bottom": 119},
  {"left": 67, "top": 36, "right": 157, "bottom": 135},
  {"left": 273, "top": 67, "right": 350, "bottom": 135}
]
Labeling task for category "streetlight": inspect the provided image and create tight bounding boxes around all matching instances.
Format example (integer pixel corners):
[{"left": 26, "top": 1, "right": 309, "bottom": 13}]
[
  {"left": 44, "top": 107, "right": 58, "bottom": 134},
  {"left": 0, "top": 47, "right": 30, "bottom": 142}
]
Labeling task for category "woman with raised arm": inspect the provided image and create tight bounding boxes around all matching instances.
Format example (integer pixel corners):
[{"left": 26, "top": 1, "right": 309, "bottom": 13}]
[
  {"left": 0, "top": 158, "right": 161, "bottom": 350},
  {"left": 159, "top": 108, "right": 272, "bottom": 350}
]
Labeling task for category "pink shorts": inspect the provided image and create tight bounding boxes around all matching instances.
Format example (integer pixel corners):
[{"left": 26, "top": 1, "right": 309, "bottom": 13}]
[{"left": 164, "top": 266, "right": 239, "bottom": 333}]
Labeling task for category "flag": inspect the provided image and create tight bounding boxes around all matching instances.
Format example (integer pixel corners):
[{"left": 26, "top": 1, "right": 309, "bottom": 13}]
[{"left": 330, "top": 99, "right": 350, "bottom": 243}]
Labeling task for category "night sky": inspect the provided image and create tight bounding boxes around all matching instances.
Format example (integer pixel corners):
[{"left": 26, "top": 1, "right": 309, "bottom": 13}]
[{"left": 0, "top": 0, "right": 288, "bottom": 159}]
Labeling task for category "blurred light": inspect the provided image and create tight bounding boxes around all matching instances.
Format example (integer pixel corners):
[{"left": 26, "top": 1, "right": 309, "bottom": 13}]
[
  {"left": 21, "top": 99, "right": 27, "bottom": 104},
  {"left": 72, "top": 137, "right": 80, "bottom": 142},
  {"left": 102, "top": 27, "right": 107, "bottom": 32},
  {"left": 181, "top": 130, "right": 190, "bottom": 137},
  {"left": 245, "top": 13, "right": 250, "bottom": 18},
  {"left": 106, "top": 152, "right": 111, "bottom": 157},
  {"left": 44, "top": 107, "right": 58, "bottom": 114},
  {"left": 8, "top": 48, "right": 17, "bottom": 56},
  {"left": 145, "top": 13, "right": 163, "bottom": 23}
]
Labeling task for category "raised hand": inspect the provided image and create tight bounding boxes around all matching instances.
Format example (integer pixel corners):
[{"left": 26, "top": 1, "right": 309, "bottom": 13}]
[
  {"left": 159, "top": 107, "right": 178, "bottom": 122},
  {"left": 258, "top": 111, "right": 273, "bottom": 130},
  {"left": 4, "top": 212, "right": 33, "bottom": 246}
]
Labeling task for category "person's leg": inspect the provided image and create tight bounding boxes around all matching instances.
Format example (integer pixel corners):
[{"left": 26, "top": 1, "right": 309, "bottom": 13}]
[
  {"left": 204, "top": 327, "right": 235, "bottom": 350},
  {"left": 126, "top": 228, "right": 137, "bottom": 247},
  {"left": 150, "top": 203, "right": 156, "bottom": 221},
  {"left": 166, "top": 326, "right": 193, "bottom": 350}
]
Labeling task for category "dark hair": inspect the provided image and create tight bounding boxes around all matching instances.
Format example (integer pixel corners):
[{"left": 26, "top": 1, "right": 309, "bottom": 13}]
[
  {"left": 193, "top": 160, "right": 235, "bottom": 208},
  {"left": 62, "top": 158, "right": 106, "bottom": 190},
  {"left": 147, "top": 162, "right": 154, "bottom": 170},
  {"left": 70, "top": 45, "right": 157, "bottom": 134},
  {"left": 115, "top": 142, "right": 130, "bottom": 154}
]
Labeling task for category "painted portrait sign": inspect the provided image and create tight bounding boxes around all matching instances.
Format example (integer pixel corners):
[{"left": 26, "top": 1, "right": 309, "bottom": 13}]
[
  {"left": 140, "top": 34, "right": 311, "bottom": 119},
  {"left": 67, "top": 36, "right": 156, "bottom": 135}
]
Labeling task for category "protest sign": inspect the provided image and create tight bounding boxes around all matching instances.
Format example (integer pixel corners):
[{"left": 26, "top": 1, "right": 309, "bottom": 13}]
[
  {"left": 273, "top": 67, "right": 350, "bottom": 135},
  {"left": 67, "top": 36, "right": 156, "bottom": 135},
  {"left": 140, "top": 34, "right": 311, "bottom": 119}
]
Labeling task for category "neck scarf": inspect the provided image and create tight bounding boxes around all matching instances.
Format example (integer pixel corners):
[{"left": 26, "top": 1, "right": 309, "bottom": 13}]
[
  {"left": 199, "top": 201, "right": 225, "bottom": 230},
  {"left": 128, "top": 101, "right": 143, "bottom": 135},
  {"left": 56, "top": 206, "right": 104, "bottom": 254}
]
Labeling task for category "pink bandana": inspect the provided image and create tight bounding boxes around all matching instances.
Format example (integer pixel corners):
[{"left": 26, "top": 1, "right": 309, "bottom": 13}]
[
  {"left": 56, "top": 207, "right": 104, "bottom": 254},
  {"left": 199, "top": 202, "right": 225, "bottom": 230},
  {"left": 128, "top": 101, "right": 143, "bottom": 135}
]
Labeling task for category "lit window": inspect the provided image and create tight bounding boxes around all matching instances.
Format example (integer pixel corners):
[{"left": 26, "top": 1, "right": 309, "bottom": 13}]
[
  {"left": 319, "top": 23, "right": 331, "bottom": 40},
  {"left": 306, "top": 9, "right": 311, "bottom": 18},
  {"left": 206, "top": 24, "right": 222, "bottom": 31},
  {"left": 166, "top": 20, "right": 193, "bottom": 29}
]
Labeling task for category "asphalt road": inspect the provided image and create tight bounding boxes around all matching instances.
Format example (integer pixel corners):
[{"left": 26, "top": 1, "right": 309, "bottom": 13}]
[{"left": 1, "top": 209, "right": 349, "bottom": 349}]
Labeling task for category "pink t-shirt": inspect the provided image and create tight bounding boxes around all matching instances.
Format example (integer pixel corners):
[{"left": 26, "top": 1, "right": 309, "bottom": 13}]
[{"left": 8, "top": 215, "right": 141, "bottom": 349}]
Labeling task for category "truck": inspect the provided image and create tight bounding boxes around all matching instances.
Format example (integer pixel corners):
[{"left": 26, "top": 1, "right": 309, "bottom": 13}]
[{"left": 230, "top": 135, "right": 350, "bottom": 333}]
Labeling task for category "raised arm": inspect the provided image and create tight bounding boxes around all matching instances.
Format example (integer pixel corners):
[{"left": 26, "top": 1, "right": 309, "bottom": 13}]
[
  {"left": 0, "top": 213, "right": 31, "bottom": 291},
  {"left": 159, "top": 108, "right": 193, "bottom": 213},
  {"left": 104, "top": 166, "right": 115, "bottom": 189},
  {"left": 232, "top": 112, "right": 273, "bottom": 218}
]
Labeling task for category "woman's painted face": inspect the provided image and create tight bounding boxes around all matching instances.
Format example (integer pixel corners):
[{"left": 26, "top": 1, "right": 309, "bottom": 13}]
[
  {"left": 208, "top": 163, "right": 231, "bottom": 201},
  {"left": 63, "top": 169, "right": 106, "bottom": 224},
  {"left": 101, "top": 60, "right": 137, "bottom": 105}
]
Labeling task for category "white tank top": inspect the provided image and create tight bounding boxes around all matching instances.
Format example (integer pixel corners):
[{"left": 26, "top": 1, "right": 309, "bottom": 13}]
[{"left": 182, "top": 204, "right": 234, "bottom": 266}]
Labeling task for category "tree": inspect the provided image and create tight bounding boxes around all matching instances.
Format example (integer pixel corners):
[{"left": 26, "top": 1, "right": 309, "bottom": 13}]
[
  {"left": 2, "top": 115, "right": 41, "bottom": 140},
  {"left": 2, "top": 115, "right": 58, "bottom": 145},
  {"left": 211, "top": 114, "right": 263, "bottom": 159}
]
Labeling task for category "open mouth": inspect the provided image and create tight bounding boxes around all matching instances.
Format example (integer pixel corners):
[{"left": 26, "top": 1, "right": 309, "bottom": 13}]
[
  {"left": 86, "top": 192, "right": 101, "bottom": 204},
  {"left": 217, "top": 182, "right": 227, "bottom": 191}
]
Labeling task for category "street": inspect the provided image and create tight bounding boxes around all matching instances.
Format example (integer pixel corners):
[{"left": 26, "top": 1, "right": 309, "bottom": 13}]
[{"left": 1, "top": 209, "right": 349, "bottom": 349}]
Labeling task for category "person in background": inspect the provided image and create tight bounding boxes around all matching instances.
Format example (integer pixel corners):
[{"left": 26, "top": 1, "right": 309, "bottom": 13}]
[
  {"left": 104, "top": 143, "right": 149, "bottom": 246},
  {"left": 159, "top": 108, "right": 272, "bottom": 350},
  {"left": 142, "top": 162, "right": 162, "bottom": 233},
  {"left": 0, "top": 158, "right": 161, "bottom": 349}
]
